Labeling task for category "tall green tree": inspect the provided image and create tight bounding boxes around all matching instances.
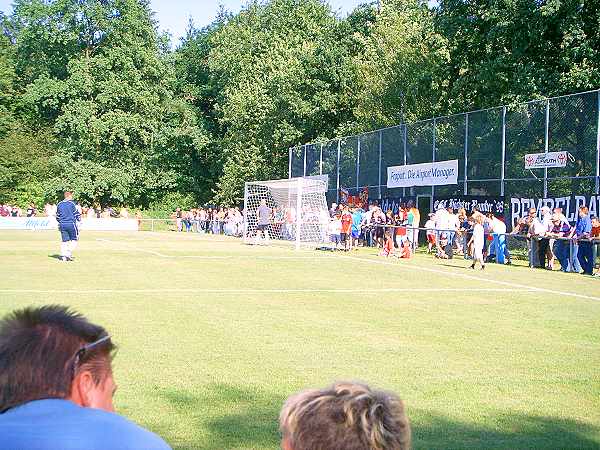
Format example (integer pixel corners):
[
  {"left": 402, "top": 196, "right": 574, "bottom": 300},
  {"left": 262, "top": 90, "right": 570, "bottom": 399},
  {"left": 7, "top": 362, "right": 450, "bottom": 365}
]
[
  {"left": 354, "top": 0, "right": 449, "bottom": 128},
  {"left": 12, "top": 0, "right": 206, "bottom": 206}
]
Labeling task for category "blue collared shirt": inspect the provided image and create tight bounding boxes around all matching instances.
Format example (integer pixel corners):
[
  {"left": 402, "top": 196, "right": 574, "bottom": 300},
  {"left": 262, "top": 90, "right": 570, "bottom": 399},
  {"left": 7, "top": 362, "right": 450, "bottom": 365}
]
[
  {"left": 0, "top": 399, "right": 171, "bottom": 450},
  {"left": 575, "top": 215, "right": 592, "bottom": 238}
]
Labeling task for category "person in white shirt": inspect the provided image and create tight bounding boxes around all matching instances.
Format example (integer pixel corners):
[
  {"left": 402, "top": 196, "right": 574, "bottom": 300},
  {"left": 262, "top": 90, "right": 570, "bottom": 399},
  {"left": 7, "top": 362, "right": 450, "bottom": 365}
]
[
  {"left": 486, "top": 213, "right": 510, "bottom": 264},
  {"left": 424, "top": 214, "right": 436, "bottom": 253},
  {"left": 328, "top": 215, "right": 342, "bottom": 250},
  {"left": 468, "top": 215, "right": 485, "bottom": 269}
]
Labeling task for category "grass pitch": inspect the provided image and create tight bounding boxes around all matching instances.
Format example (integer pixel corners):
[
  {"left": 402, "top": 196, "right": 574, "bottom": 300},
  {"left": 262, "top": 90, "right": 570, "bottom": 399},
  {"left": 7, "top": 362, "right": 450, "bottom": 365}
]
[{"left": 1, "top": 230, "right": 599, "bottom": 450}]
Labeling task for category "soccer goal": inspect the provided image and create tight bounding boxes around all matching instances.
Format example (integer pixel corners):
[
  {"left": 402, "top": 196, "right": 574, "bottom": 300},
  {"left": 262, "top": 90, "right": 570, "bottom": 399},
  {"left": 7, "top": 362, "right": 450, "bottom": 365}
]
[{"left": 243, "top": 177, "right": 329, "bottom": 249}]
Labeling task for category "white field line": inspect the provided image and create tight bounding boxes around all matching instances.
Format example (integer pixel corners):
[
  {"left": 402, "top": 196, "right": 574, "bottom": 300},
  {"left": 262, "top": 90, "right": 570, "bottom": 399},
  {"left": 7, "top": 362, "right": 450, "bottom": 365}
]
[
  {"left": 95, "top": 239, "right": 323, "bottom": 259},
  {"left": 95, "top": 238, "right": 600, "bottom": 302},
  {"left": 0, "top": 288, "right": 534, "bottom": 294},
  {"left": 338, "top": 255, "right": 600, "bottom": 302}
]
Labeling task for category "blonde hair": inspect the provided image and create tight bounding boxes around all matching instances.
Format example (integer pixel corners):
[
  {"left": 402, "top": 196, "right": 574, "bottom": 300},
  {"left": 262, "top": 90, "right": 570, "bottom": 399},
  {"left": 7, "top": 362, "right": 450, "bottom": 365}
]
[{"left": 280, "top": 381, "right": 411, "bottom": 450}]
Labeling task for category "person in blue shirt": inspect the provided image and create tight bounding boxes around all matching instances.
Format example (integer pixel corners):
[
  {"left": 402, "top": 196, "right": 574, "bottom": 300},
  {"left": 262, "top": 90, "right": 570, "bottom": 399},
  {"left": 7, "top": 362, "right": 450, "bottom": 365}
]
[
  {"left": 351, "top": 208, "right": 364, "bottom": 249},
  {"left": 573, "top": 205, "right": 593, "bottom": 275},
  {"left": 0, "top": 305, "right": 171, "bottom": 450},
  {"left": 56, "top": 190, "right": 82, "bottom": 261}
]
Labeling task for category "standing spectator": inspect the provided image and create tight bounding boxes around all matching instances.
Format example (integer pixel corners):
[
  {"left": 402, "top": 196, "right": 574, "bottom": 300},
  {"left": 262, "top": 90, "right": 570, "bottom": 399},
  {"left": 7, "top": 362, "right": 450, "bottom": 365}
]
[
  {"left": 446, "top": 206, "right": 459, "bottom": 248},
  {"left": 328, "top": 214, "right": 341, "bottom": 250},
  {"left": 350, "top": 208, "right": 363, "bottom": 249},
  {"left": 0, "top": 204, "right": 9, "bottom": 217},
  {"left": 0, "top": 305, "right": 171, "bottom": 450},
  {"left": 424, "top": 213, "right": 436, "bottom": 253},
  {"left": 279, "top": 382, "right": 411, "bottom": 450},
  {"left": 26, "top": 203, "right": 36, "bottom": 217},
  {"left": 539, "top": 206, "right": 554, "bottom": 269},
  {"left": 486, "top": 213, "right": 510, "bottom": 264},
  {"left": 340, "top": 206, "right": 353, "bottom": 251},
  {"left": 573, "top": 206, "right": 593, "bottom": 275},
  {"left": 255, "top": 199, "right": 272, "bottom": 245},
  {"left": 547, "top": 213, "right": 572, "bottom": 272},
  {"left": 86, "top": 206, "right": 95, "bottom": 219},
  {"left": 174, "top": 208, "right": 182, "bottom": 232},
  {"left": 527, "top": 208, "right": 549, "bottom": 268},
  {"left": 407, "top": 201, "right": 420, "bottom": 248},
  {"left": 469, "top": 215, "right": 485, "bottom": 270},
  {"left": 120, "top": 207, "right": 129, "bottom": 219}
]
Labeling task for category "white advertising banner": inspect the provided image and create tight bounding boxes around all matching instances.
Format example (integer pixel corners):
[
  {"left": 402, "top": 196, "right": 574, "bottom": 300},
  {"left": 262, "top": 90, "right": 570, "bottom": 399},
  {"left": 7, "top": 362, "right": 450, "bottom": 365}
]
[
  {"left": 0, "top": 217, "right": 139, "bottom": 231},
  {"left": 387, "top": 159, "right": 459, "bottom": 188},
  {"left": 524, "top": 151, "right": 568, "bottom": 169}
]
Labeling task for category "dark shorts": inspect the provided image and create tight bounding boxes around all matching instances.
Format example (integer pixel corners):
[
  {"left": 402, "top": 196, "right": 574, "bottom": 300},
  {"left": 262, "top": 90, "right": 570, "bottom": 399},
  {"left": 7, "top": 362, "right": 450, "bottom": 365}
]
[
  {"left": 257, "top": 224, "right": 269, "bottom": 231},
  {"left": 59, "top": 223, "right": 79, "bottom": 242},
  {"left": 340, "top": 232, "right": 348, "bottom": 242}
]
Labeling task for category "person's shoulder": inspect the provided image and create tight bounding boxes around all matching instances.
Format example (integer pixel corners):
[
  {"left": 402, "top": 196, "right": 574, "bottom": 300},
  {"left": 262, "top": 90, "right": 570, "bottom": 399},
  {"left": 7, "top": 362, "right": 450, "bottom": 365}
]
[{"left": 81, "top": 408, "right": 171, "bottom": 450}]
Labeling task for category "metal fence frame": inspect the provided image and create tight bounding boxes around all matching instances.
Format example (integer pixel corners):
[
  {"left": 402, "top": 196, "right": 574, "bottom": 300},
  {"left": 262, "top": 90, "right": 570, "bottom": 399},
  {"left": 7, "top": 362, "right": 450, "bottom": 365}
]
[{"left": 289, "top": 89, "right": 600, "bottom": 203}]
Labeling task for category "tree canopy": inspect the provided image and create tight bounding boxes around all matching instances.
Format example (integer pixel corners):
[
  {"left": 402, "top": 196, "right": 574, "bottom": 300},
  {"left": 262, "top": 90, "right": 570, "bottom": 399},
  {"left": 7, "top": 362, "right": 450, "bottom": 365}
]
[{"left": 0, "top": 0, "right": 598, "bottom": 208}]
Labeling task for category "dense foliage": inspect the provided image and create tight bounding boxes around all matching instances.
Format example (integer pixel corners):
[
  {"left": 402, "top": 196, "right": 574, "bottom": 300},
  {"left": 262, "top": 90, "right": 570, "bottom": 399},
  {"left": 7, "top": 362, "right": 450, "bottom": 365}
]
[{"left": 0, "top": 0, "right": 598, "bottom": 207}]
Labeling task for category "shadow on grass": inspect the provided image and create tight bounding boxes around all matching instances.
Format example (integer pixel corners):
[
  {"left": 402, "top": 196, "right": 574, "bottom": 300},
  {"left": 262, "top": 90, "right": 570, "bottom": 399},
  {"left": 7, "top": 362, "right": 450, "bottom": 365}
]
[
  {"left": 48, "top": 254, "right": 63, "bottom": 260},
  {"left": 144, "top": 384, "right": 600, "bottom": 450},
  {"left": 149, "top": 383, "right": 283, "bottom": 450}
]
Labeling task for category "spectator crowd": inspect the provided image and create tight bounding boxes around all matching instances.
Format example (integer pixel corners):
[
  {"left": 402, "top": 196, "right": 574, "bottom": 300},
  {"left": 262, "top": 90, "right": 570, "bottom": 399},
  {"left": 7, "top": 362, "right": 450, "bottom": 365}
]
[
  {"left": 172, "top": 206, "right": 244, "bottom": 236},
  {"left": 321, "top": 200, "right": 599, "bottom": 276}
]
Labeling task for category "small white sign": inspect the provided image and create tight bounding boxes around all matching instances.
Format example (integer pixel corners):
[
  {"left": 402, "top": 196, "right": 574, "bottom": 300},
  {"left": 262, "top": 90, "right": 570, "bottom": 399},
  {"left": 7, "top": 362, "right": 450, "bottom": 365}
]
[
  {"left": 387, "top": 160, "right": 459, "bottom": 188},
  {"left": 524, "top": 151, "right": 568, "bottom": 169}
]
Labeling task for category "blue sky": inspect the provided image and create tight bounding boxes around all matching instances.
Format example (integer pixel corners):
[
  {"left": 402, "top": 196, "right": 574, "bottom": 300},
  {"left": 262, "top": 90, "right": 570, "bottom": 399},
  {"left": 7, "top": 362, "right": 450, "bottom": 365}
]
[{"left": 0, "top": 0, "right": 366, "bottom": 43}]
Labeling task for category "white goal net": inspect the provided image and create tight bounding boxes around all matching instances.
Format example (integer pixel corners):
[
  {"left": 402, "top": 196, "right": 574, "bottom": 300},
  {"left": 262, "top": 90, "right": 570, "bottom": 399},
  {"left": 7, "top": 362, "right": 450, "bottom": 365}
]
[{"left": 243, "top": 177, "right": 329, "bottom": 249}]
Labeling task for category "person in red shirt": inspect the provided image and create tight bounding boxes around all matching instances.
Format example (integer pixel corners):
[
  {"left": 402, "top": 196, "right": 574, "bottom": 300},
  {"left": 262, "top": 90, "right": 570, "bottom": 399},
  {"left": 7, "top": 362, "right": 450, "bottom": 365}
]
[
  {"left": 340, "top": 207, "right": 353, "bottom": 251},
  {"left": 379, "top": 231, "right": 395, "bottom": 257}
]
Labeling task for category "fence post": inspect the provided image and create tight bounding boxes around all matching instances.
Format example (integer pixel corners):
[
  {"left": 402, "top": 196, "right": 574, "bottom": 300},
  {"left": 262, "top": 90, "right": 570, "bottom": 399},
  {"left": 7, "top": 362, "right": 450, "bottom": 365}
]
[
  {"left": 151, "top": 219, "right": 154, "bottom": 232},
  {"left": 596, "top": 90, "right": 600, "bottom": 194},
  {"left": 403, "top": 124, "right": 408, "bottom": 197},
  {"left": 378, "top": 130, "right": 383, "bottom": 199},
  {"left": 288, "top": 147, "right": 292, "bottom": 179},
  {"left": 303, "top": 144, "right": 307, "bottom": 177},
  {"left": 320, "top": 142, "right": 323, "bottom": 176},
  {"left": 464, "top": 113, "right": 469, "bottom": 195},
  {"left": 356, "top": 137, "right": 361, "bottom": 191},
  {"left": 501, "top": 106, "right": 506, "bottom": 197},
  {"left": 432, "top": 118, "right": 436, "bottom": 199},
  {"left": 544, "top": 99, "right": 550, "bottom": 197},
  {"left": 336, "top": 139, "right": 341, "bottom": 203}
]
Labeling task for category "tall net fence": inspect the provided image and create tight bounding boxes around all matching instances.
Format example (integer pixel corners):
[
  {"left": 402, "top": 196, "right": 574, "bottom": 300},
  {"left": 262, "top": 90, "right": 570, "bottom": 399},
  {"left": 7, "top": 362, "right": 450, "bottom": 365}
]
[{"left": 289, "top": 90, "right": 600, "bottom": 203}]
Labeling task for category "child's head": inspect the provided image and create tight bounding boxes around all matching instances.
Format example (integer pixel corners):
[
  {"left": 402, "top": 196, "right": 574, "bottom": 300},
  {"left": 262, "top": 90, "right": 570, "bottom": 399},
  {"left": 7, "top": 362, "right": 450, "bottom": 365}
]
[
  {"left": 384, "top": 231, "right": 392, "bottom": 240},
  {"left": 592, "top": 216, "right": 599, "bottom": 226}
]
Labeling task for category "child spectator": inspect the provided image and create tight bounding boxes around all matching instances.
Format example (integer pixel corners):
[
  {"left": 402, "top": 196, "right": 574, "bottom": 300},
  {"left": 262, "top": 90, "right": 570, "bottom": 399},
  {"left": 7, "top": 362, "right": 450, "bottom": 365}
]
[
  {"left": 328, "top": 215, "right": 342, "bottom": 250},
  {"left": 340, "top": 207, "right": 353, "bottom": 251},
  {"left": 379, "top": 231, "right": 395, "bottom": 257},
  {"left": 469, "top": 215, "right": 486, "bottom": 270},
  {"left": 424, "top": 213, "right": 436, "bottom": 253}
]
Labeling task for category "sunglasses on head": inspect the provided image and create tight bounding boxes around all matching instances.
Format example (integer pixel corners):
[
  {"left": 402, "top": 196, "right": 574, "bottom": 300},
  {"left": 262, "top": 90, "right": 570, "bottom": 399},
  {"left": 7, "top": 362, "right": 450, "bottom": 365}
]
[{"left": 69, "top": 335, "right": 111, "bottom": 378}]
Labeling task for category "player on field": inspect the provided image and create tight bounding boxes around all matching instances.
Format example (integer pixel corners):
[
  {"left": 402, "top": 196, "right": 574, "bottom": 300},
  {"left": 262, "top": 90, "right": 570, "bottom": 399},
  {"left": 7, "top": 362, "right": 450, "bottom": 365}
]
[{"left": 56, "top": 191, "right": 81, "bottom": 262}]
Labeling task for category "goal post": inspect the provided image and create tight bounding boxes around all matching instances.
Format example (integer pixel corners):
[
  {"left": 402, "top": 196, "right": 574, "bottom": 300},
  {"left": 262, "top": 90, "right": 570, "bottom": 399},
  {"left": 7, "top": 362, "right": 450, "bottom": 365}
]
[{"left": 243, "top": 177, "right": 329, "bottom": 249}]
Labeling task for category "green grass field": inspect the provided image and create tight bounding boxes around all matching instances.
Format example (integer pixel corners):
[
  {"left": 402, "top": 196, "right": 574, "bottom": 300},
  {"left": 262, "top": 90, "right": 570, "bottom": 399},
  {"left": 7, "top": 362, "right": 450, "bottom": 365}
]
[{"left": 1, "top": 230, "right": 599, "bottom": 450}]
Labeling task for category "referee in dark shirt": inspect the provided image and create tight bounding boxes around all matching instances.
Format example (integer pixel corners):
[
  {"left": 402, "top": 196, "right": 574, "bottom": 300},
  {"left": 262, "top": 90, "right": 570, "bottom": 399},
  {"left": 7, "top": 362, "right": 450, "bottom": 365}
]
[{"left": 55, "top": 191, "right": 81, "bottom": 262}]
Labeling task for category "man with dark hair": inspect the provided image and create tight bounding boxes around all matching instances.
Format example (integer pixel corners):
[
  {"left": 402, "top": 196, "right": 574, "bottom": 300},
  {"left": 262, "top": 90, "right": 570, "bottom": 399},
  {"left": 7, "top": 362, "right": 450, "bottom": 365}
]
[{"left": 0, "top": 305, "right": 171, "bottom": 450}]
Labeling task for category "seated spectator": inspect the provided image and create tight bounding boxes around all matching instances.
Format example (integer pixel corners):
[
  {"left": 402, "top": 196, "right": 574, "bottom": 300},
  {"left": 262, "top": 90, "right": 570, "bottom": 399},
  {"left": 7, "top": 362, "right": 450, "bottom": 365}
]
[
  {"left": 379, "top": 230, "right": 395, "bottom": 257},
  {"left": 0, "top": 305, "right": 171, "bottom": 450},
  {"left": 280, "top": 381, "right": 411, "bottom": 450}
]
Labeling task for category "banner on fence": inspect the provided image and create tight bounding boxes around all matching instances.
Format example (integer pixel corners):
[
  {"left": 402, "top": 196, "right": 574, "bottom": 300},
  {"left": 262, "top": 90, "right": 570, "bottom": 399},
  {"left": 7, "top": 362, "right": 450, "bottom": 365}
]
[
  {"left": 0, "top": 217, "right": 56, "bottom": 230},
  {"left": 375, "top": 197, "right": 417, "bottom": 215},
  {"left": 387, "top": 160, "right": 458, "bottom": 188},
  {"left": 433, "top": 196, "right": 505, "bottom": 215},
  {"left": 0, "top": 217, "right": 139, "bottom": 231},
  {"left": 509, "top": 194, "right": 600, "bottom": 228},
  {"left": 524, "top": 151, "right": 568, "bottom": 169}
]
